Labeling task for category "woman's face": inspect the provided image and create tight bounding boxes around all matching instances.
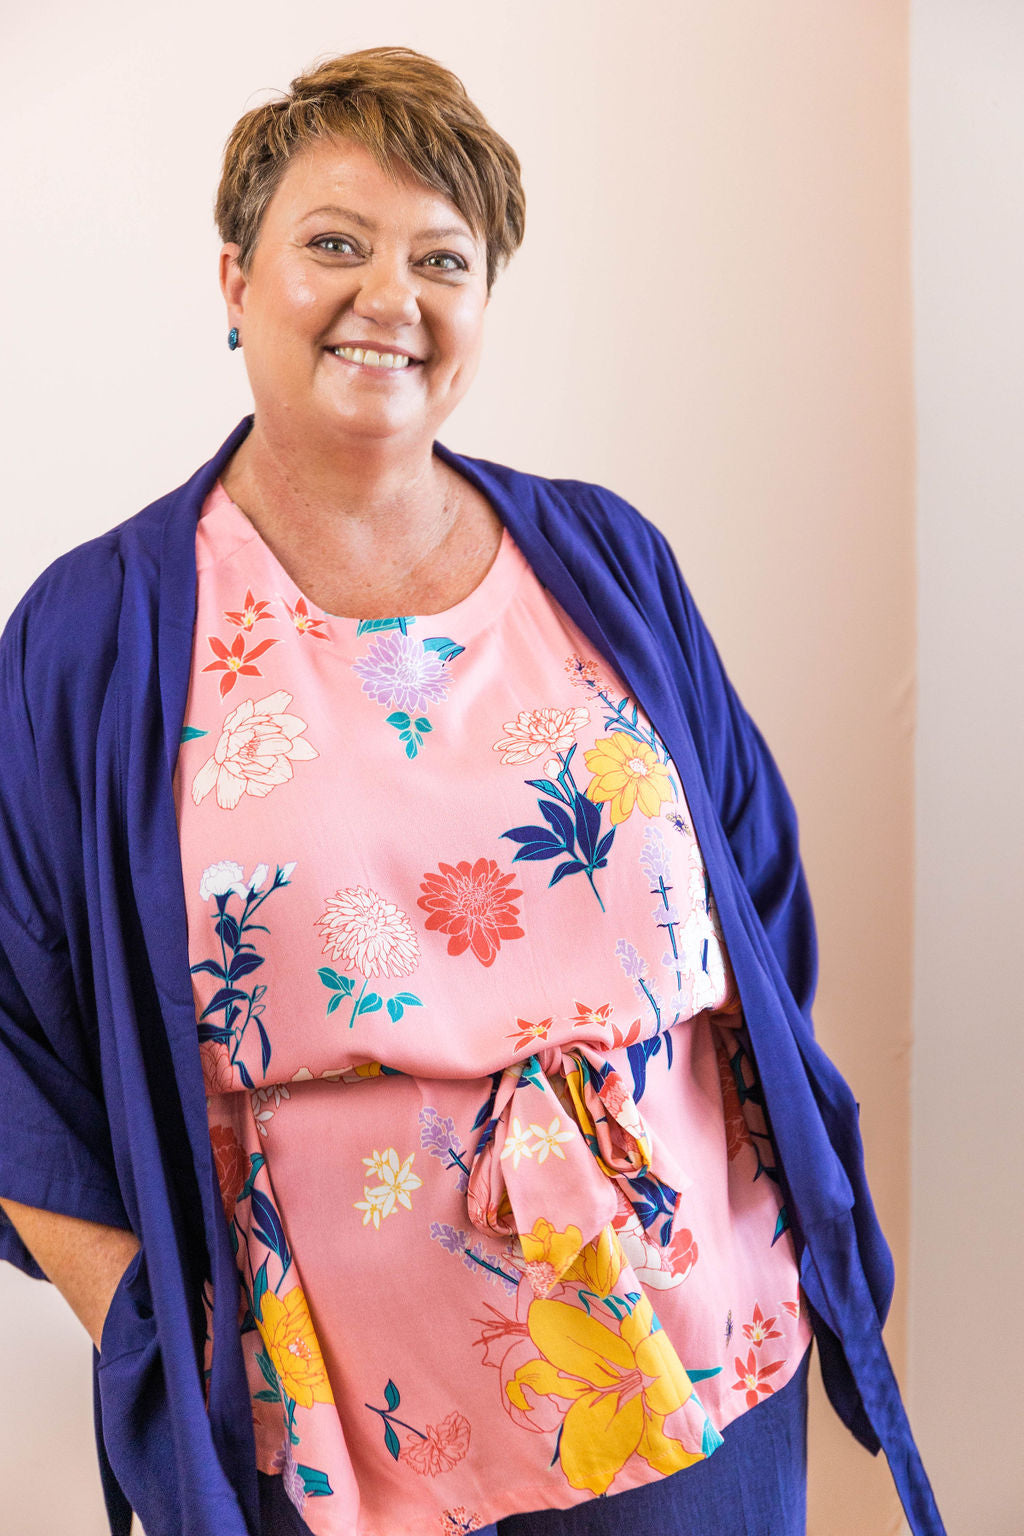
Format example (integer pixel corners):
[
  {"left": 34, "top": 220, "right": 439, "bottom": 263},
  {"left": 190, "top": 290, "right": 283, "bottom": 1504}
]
[{"left": 219, "top": 136, "right": 490, "bottom": 452}]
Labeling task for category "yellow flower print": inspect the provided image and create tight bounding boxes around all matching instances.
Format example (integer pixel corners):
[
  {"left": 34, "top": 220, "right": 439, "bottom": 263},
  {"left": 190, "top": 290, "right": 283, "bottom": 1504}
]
[
  {"left": 563, "top": 1223, "right": 626, "bottom": 1299},
  {"left": 506, "top": 1294, "right": 701, "bottom": 1496},
  {"left": 583, "top": 732, "right": 674, "bottom": 826},
  {"left": 519, "top": 1217, "right": 585, "bottom": 1295},
  {"left": 256, "top": 1286, "right": 335, "bottom": 1411}
]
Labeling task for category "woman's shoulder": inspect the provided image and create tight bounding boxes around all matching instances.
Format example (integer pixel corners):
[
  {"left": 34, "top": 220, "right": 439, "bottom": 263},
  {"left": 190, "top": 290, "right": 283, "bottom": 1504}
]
[{"left": 450, "top": 444, "right": 677, "bottom": 578}]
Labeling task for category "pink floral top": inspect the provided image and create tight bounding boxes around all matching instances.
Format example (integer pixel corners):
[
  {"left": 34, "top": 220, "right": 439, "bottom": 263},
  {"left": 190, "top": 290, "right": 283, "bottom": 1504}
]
[{"left": 171, "top": 480, "right": 813, "bottom": 1536}]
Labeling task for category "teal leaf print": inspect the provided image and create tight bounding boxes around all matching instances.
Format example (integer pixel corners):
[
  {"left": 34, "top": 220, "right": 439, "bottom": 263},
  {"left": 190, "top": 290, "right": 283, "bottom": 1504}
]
[
  {"left": 252, "top": 1258, "right": 269, "bottom": 1321},
  {"left": 365, "top": 1379, "right": 429, "bottom": 1461},
  {"left": 356, "top": 992, "right": 383, "bottom": 1015},
  {"left": 180, "top": 724, "right": 208, "bottom": 742},
  {"left": 355, "top": 615, "right": 412, "bottom": 635},
  {"left": 386, "top": 992, "right": 424, "bottom": 1022},
  {"left": 318, "top": 967, "right": 355, "bottom": 995},
  {"left": 772, "top": 1205, "right": 790, "bottom": 1246},
  {"left": 256, "top": 1349, "right": 280, "bottom": 1395},
  {"left": 422, "top": 636, "right": 465, "bottom": 663},
  {"left": 297, "top": 1465, "right": 334, "bottom": 1497}
]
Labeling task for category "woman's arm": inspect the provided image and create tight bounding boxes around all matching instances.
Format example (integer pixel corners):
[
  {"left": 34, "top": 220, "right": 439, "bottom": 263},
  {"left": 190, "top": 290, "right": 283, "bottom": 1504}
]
[{"left": 0, "top": 1196, "right": 139, "bottom": 1351}]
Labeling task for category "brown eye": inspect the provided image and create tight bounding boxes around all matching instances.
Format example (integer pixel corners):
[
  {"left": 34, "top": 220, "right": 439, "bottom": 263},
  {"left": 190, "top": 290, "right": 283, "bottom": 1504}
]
[
  {"left": 311, "top": 236, "right": 357, "bottom": 255},
  {"left": 424, "top": 253, "right": 467, "bottom": 271}
]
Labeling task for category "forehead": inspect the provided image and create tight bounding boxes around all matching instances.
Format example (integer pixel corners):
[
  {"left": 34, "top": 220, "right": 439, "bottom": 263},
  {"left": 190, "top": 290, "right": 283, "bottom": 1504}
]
[{"left": 267, "top": 136, "right": 478, "bottom": 243}]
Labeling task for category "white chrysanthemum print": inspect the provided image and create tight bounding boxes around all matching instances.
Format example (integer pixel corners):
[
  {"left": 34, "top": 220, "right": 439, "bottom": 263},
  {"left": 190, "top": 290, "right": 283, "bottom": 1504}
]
[
  {"left": 199, "top": 860, "right": 246, "bottom": 901},
  {"left": 315, "top": 885, "right": 420, "bottom": 978},
  {"left": 492, "top": 706, "right": 590, "bottom": 765},
  {"left": 191, "top": 689, "right": 319, "bottom": 810}
]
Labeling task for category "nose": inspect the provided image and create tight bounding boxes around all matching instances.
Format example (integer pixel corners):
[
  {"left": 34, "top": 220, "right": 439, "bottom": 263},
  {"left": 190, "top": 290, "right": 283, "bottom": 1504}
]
[{"left": 350, "top": 254, "right": 422, "bottom": 330}]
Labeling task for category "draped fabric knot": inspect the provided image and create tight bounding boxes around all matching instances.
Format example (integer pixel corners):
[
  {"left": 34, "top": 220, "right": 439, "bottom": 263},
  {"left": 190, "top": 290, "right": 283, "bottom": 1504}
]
[{"left": 467, "top": 1038, "right": 692, "bottom": 1296}]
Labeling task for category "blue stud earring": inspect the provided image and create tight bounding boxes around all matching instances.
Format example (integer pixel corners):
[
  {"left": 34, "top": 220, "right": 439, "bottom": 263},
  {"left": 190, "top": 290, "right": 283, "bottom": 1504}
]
[{"left": 228, "top": 327, "right": 240, "bottom": 350}]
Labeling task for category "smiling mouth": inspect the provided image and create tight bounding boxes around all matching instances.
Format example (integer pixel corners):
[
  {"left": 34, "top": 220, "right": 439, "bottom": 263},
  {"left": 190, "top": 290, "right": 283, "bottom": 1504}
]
[{"left": 326, "top": 346, "right": 422, "bottom": 372}]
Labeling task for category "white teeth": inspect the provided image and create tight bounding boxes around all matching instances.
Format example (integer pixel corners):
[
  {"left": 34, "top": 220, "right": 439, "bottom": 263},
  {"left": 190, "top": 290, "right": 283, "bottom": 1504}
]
[{"left": 332, "top": 346, "right": 413, "bottom": 370}]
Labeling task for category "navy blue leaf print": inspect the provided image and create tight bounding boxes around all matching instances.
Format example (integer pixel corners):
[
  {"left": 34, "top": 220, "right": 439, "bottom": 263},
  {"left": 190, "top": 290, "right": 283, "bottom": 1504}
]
[
  {"left": 228, "top": 950, "right": 265, "bottom": 982},
  {"left": 503, "top": 830, "right": 565, "bottom": 861},
  {"left": 216, "top": 913, "right": 240, "bottom": 949},
  {"left": 199, "top": 986, "right": 250, "bottom": 1020},
  {"left": 250, "top": 1189, "right": 291, "bottom": 1269},
  {"left": 237, "top": 1060, "right": 255, "bottom": 1091},
  {"left": 538, "top": 799, "right": 575, "bottom": 848},
  {"left": 549, "top": 859, "right": 586, "bottom": 888},
  {"left": 190, "top": 959, "right": 226, "bottom": 980},
  {"left": 627, "top": 1040, "right": 648, "bottom": 1101},
  {"left": 196, "top": 1021, "right": 233, "bottom": 1045},
  {"left": 256, "top": 1013, "right": 272, "bottom": 1074},
  {"left": 573, "top": 791, "right": 601, "bottom": 862},
  {"left": 595, "top": 829, "right": 616, "bottom": 862}
]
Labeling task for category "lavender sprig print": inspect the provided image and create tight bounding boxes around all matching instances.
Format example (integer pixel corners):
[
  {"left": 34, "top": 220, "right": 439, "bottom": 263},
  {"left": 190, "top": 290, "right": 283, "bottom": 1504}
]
[
  {"left": 429, "top": 1222, "right": 519, "bottom": 1295},
  {"left": 614, "top": 939, "right": 662, "bottom": 1029},
  {"left": 640, "top": 825, "right": 683, "bottom": 993},
  {"left": 419, "top": 1108, "right": 470, "bottom": 1191},
  {"left": 192, "top": 860, "right": 296, "bottom": 1088}
]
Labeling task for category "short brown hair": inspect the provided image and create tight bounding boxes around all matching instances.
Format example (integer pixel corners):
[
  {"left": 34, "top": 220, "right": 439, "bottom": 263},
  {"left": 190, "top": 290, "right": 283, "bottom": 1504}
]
[{"left": 214, "top": 46, "right": 526, "bottom": 293}]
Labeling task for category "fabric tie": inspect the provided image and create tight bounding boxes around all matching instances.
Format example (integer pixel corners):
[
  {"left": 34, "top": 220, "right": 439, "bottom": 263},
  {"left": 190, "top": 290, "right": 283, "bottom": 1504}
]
[{"left": 466, "top": 1040, "right": 692, "bottom": 1295}]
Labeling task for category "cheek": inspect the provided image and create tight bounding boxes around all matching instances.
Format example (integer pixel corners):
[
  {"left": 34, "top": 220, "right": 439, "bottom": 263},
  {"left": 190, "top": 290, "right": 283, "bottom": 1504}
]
[{"left": 261, "top": 272, "right": 333, "bottom": 334}]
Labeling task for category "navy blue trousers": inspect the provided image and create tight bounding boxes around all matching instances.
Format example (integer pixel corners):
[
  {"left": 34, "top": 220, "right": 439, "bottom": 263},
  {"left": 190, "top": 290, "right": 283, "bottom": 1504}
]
[{"left": 260, "top": 1343, "right": 810, "bottom": 1536}]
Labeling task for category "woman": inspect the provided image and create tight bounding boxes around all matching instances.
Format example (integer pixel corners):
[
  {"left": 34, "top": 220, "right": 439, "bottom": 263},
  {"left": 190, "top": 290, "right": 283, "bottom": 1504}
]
[{"left": 0, "top": 46, "right": 942, "bottom": 1536}]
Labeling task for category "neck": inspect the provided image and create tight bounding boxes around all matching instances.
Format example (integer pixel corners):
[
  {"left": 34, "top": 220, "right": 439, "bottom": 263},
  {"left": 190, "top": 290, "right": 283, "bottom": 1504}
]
[{"left": 221, "top": 416, "right": 461, "bottom": 568}]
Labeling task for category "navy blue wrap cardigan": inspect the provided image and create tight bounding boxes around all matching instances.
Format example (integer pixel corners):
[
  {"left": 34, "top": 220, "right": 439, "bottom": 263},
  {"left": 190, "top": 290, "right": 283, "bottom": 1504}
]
[{"left": 0, "top": 415, "right": 943, "bottom": 1534}]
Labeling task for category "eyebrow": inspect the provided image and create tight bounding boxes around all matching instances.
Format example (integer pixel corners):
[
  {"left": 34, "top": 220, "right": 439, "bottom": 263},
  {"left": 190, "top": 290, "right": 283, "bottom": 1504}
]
[{"left": 301, "top": 204, "right": 475, "bottom": 243}]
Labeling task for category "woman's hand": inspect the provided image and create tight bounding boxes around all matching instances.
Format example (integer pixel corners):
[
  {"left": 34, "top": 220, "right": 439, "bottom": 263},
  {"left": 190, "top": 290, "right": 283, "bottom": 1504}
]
[{"left": 0, "top": 1196, "right": 140, "bottom": 1352}]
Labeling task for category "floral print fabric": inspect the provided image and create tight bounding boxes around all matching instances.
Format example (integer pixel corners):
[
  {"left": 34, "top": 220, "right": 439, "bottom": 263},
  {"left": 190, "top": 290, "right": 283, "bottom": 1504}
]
[{"left": 171, "top": 480, "right": 813, "bottom": 1536}]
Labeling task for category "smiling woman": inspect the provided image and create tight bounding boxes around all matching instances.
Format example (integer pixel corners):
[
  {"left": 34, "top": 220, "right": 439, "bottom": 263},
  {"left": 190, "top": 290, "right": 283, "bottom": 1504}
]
[{"left": 0, "top": 42, "right": 944, "bottom": 1536}]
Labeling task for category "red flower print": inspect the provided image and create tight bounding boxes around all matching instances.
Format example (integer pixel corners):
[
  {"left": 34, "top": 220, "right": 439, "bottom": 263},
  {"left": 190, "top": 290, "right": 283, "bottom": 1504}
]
[
  {"left": 200, "top": 1040, "right": 236, "bottom": 1095},
  {"left": 418, "top": 859, "right": 524, "bottom": 967},
  {"left": 610, "top": 1015, "right": 643, "bottom": 1049},
  {"left": 743, "top": 1301, "right": 782, "bottom": 1347},
  {"left": 505, "top": 1016, "right": 554, "bottom": 1050},
  {"left": 732, "top": 1348, "right": 786, "bottom": 1409},
  {"left": 403, "top": 1410, "right": 471, "bottom": 1476},
  {"left": 224, "top": 587, "right": 275, "bottom": 631},
  {"left": 209, "top": 1125, "right": 249, "bottom": 1223},
  {"left": 282, "top": 595, "right": 331, "bottom": 640},
  {"left": 600, "top": 1071, "right": 631, "bottom": 1119},
  {"left": 570, "top": 999, "right": 613, "bottom": 1031},
  {"left": 202, "top": 632, "right": 280, "bottom": 697},
  {"left": 717, "top": 1044, "right": 751, "bottom": 1161},
  {"left": 665, "top": 1224, "right": 699, "bottom": 1282}
]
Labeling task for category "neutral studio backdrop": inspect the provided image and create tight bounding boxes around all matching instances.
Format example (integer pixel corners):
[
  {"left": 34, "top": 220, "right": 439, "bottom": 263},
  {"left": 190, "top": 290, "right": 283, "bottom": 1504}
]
[{"left": 1, "top": 3, "right": 1020, "bottom": 1533}]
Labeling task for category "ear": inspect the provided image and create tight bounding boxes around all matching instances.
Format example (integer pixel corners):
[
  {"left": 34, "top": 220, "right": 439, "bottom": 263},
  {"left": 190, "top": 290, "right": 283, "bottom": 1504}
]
[{"left": 219, "top": 243, "right": 248, "bottom": 327}]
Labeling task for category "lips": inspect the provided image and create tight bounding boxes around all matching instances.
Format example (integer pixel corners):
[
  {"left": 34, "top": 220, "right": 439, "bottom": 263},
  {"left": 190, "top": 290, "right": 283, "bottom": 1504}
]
[{"left": 325, "top": 347, "right": 422, "bottom": 371}]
